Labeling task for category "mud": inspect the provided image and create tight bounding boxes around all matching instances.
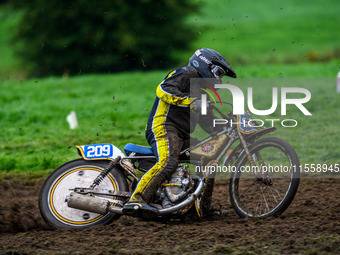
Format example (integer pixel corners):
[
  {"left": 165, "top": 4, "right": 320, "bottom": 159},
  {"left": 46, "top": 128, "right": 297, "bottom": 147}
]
[{"left": 0, "top": 176, "right": 339, "bottom": 254}]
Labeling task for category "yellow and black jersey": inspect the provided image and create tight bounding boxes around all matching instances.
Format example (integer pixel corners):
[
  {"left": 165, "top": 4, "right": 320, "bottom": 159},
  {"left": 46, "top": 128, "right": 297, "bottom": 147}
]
[
  {"left": 133, "top": 66, "right": 219, "bottom": 203},
  {"left": 146, "top": 66, "right": 200, "bottom": 138}
]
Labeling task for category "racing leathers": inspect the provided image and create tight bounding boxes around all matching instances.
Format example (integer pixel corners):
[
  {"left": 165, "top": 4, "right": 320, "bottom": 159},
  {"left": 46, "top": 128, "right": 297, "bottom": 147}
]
[{"left": 129, "top": 66, "right": 218, "bottom": 212}]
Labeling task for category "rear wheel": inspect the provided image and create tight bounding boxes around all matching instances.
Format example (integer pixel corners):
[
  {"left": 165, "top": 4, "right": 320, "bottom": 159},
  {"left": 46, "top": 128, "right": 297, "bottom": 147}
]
[
  {"left": 229, "top": 137, "right": 300, "bottom": 218},
  {"left": 39, "top": 159, "right": 128, "bottom": 228}
]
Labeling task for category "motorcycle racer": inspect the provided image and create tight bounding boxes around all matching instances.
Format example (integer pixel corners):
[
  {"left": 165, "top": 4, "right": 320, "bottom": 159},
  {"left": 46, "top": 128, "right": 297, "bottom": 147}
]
[{"left": 123, "top": 48, "right": 236, "bottom": 217}]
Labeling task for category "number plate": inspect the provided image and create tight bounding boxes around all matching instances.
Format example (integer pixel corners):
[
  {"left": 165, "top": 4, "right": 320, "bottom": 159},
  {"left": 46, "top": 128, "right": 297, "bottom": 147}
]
[{"left": 83, "top": 144, "right": 114, "bottom": 159}]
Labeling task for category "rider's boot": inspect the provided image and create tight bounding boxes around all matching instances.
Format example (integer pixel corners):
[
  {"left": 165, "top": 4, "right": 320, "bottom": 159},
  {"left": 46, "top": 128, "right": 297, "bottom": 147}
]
[
  {"left": 202, "top": 203, "right": 228, "bottom": 217},
  {"left": 211, "top": 206, "right": 228, "bottom": 216},
  {"left": 122, "top": 200, "right": 159, "bottom": 218}
]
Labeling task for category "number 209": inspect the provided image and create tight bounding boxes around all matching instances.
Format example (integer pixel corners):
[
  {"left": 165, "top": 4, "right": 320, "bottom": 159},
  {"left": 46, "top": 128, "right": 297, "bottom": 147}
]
[{"left": 87, "top": 145, "right": 111, "bottom": 158}]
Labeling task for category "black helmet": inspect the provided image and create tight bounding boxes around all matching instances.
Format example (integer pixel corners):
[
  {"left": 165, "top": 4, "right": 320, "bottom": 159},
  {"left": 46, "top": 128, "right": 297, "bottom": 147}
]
[{"left": 188, "top": 48, "right": 237, "bottom": 80}]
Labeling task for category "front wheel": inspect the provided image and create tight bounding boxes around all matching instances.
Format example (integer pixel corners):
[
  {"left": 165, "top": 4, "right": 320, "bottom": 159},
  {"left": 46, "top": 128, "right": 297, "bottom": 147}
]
[
  {"left": 39, "top": 159, "right": 129, "bottom": 228},
  {"left": 229, "top": 137, "right": 300, "bottom": 218}
]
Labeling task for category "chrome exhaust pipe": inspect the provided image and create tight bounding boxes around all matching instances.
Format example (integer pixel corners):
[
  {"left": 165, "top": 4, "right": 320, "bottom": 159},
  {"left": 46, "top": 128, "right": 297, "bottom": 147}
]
[
  {"left": 157, "top": 176, "right": 204, "bottom": 215},
  {"left": 67, "top": 176, "right": 204, "bottom": 216},
  {"left": 67, "top": 193, "right": 111, "bottom": 215},
  {"left": 108, "top": 176, "right": 205, "bottom": 215}
]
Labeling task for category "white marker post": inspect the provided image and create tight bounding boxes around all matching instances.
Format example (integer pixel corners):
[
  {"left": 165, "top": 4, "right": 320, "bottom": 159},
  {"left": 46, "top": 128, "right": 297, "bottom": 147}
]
[{"left": 66, "top": 111, "right": 78, "bottom": 129}]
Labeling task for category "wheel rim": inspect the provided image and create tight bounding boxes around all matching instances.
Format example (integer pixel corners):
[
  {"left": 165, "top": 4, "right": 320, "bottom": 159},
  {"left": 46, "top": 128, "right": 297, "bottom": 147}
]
[
  {"left": 232, "top": 142, "right": 297, "bottom": 217},
  {"left": 48, "top": 166, "right": 118, "bottom": 226}
]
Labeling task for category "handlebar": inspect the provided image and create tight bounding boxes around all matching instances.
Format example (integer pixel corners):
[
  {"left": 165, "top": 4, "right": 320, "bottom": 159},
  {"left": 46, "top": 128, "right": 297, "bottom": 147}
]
[
  {"left": 210, "top": 104, "right": 229, "bottom": 120},
  {"left": 205, "top": 100, "right": 233, "bottom": 120}
]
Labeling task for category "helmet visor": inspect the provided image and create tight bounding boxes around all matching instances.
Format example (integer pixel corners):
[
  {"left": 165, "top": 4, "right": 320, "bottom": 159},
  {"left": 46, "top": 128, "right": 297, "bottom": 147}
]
[{"left": 211, "top": 65, "right": 226, "bottom": 79}]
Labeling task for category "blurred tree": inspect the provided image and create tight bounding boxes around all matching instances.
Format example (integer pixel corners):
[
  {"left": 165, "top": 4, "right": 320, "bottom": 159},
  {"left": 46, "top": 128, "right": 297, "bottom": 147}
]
[{"left": 9, "top": 0, "right": 198, "bottom": 77}]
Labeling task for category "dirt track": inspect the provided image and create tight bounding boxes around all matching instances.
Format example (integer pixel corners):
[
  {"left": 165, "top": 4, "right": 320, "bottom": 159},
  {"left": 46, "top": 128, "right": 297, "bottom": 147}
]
[{"left": 0, "top": 176, "right": 339, "bottom": 255}]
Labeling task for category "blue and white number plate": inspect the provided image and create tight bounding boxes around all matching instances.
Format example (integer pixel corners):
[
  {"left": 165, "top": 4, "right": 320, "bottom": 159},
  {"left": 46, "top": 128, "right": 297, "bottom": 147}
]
[
  {"left": 77, "top": 143, "right": 125, "bottom": 160},
  {"left": 82, "top": 144, "right": 114, "bottom": 159}
]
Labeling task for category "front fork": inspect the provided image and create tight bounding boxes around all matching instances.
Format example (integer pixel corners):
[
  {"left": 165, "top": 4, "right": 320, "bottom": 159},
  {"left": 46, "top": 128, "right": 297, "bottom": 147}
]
[
  {"left": 237, "top": 129, "right": 272, "bottom": 185},
  {"left": 237, "top": 129, "right": 256, "bottom": 167}
]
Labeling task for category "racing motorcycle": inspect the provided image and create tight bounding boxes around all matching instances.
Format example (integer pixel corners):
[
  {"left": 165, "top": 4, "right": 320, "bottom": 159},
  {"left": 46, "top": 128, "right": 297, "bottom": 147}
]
[{"left": 39, "top": 105, "right": 300, "bottom": 228}]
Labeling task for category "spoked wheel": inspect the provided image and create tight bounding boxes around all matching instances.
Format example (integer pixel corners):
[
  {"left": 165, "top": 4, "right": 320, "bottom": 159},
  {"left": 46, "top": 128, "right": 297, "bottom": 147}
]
[
  {"left": 39, "top": 159, "right": 128, "bottom": 228},
  {"left": 229, "top": 137, "right": 300, "bottom": 218}
]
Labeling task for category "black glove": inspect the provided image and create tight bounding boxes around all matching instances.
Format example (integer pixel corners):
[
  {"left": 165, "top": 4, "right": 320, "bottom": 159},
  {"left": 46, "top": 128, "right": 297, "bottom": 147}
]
[{"left": 190, "top": 99, "right": 201, "bottom": 112}]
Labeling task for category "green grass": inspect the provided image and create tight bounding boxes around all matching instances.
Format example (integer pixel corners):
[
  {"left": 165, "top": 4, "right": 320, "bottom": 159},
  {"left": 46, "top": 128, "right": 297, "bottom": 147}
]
[
  {"left": 1, "top": 0, "right": 340, "bottom": 80},
  {"left": 0, "top": 0, "right": 340, "bottom": 173},
  {"left": 0, "top": 71, "right": 161, "bottom": 172},
  {"left": 187, "top": 0, "right": 340, "bottom": 65},
  {"left": 1, "top": 60, "right": 339, "bottom": 173}
]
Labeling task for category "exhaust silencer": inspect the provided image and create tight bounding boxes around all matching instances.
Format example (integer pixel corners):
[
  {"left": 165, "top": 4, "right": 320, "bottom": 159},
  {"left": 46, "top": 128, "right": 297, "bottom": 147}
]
[
  {"left": 67, "top": 175, "right": 204, "bottom": 216},
  {"left": 67, "top": 192, "right": 110, "bottom": 215}
]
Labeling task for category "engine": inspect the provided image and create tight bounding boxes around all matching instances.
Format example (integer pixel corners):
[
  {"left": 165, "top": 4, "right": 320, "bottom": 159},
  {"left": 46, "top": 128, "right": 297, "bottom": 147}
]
[{"left": 161, "top": 164, "right": 193, "bottom": 208}]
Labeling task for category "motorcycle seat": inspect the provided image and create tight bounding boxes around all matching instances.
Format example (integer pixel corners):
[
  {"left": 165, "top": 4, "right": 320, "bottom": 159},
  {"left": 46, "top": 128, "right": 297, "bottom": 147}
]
[{"left": 124, "top": 143, "right": 155, "bottom": 156}]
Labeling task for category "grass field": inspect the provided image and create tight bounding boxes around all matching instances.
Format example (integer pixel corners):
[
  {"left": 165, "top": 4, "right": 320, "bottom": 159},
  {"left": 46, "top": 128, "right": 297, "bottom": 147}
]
[
  {"left": 1, "top": 0, "right": 340, "bottom": 79},
  {"left": 0, "top": 0, "right": 340, "bottom": 174},
  {"left": 1, "top": 60, "right": 340, "bottom": 173},
  {"left": 182, "top": 0, "right": 340, "bottom": 66}
]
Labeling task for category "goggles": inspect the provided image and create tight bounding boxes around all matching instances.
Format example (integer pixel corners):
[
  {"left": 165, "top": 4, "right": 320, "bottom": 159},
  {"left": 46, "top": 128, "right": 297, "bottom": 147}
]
[
  {"left": 211, "top": 65, "right": 226, "bottom": 79},
  {"left": 195, "top": 50, "right": 226, "bottom": 79}
]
